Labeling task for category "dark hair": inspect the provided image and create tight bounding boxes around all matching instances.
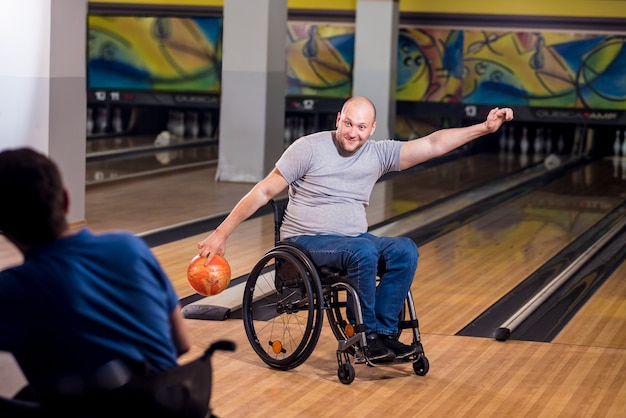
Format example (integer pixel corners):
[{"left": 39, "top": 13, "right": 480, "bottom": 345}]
[{"left": 0, "top": 148, "right": 68, "bottom": 245}]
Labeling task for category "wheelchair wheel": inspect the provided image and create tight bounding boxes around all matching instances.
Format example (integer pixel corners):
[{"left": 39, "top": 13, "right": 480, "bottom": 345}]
[
  {"left": 413, "top": 355, "right": 429, "bottom": 376},
  {"left": 242, "top": 246, "right": 324, "bottom": 371},
  {"left": 338, "top": 363, "right": 355, "bottom": 385}
]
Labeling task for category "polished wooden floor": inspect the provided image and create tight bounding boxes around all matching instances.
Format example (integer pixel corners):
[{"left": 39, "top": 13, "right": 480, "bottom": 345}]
[{"left": 1, "top": 153, "right": 625, "bottom": 417}]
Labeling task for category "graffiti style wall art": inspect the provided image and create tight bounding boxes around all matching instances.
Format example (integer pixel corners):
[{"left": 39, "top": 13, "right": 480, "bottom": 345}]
[
  {"left": 87, "top": 15, "right": 625, "bottom": 111},
  {"left": 462, "top": 31, "right": 626, "bottom": 110},
  {"left": 396, "top": 28, "right": 464, "bottom": 103},
  {"left": 286, "top": 22, "right": 355, "bottom": 98},
  {"left": 88, "top": 16, "right": 222, "bottom": 93}
]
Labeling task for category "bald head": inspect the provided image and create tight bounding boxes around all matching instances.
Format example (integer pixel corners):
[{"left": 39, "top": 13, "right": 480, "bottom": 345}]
[{"left": 341, "top": 96, "right": 377, "bottom": 124}]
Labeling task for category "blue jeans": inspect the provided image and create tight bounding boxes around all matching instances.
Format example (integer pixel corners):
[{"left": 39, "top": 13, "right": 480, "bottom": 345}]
[{"left": 287, "top": 233, "right": 418, "bottom": 336}]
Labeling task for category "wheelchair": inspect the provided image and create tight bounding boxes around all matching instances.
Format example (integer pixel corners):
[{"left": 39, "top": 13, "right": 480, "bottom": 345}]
[
  {"left": 7, "top": 340, "right": 236, "bottom": 418},
  {"left": 242, "top": 200, "right": 429, "bottom": 384}
]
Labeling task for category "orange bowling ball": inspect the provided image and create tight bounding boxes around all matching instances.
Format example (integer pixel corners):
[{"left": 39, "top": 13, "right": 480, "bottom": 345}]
[{"left": 187, "top": 254, "right": 232, "bottom": 296}]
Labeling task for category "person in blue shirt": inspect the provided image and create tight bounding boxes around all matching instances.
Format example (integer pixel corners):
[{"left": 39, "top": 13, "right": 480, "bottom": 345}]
[{"left": 0, "top": 147, "right": 191, "bottom": 417}]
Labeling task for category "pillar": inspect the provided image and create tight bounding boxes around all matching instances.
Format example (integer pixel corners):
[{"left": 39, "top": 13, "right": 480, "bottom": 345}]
[
  {"left": 0, "top": 0, "right": 87, "bottom": 397},
  {"left": 353, "top": 0, "right": 399, "bottom": 140},
  {"left": 0, "top": 0, "right": 87, "bottom": 224},
  {"left": 216, "top": 0, "right": 287, "bottom": 182}
]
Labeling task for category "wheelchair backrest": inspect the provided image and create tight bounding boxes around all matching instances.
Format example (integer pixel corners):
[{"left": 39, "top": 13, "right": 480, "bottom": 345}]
[
  {"left": 270, "top": 199, "right": 287, "bottom": 245},
  {"left": 38, "top": 340, "right": 235, "bottom": 418}
]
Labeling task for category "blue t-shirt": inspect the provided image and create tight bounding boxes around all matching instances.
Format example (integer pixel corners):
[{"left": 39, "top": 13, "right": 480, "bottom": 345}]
[{"left": 0, "top": 229, "right": 180, "bottom": 393}]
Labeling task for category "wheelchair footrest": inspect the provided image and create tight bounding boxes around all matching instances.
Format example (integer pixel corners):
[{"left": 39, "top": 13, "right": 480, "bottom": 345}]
[{"left": 366, "top": 353, "right": 423, "bottom": 366}]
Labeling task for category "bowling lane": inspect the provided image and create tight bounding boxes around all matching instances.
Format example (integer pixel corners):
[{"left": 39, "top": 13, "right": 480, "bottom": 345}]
[
  {"left": 553, "top": 258, "right": 626, "bottom": 348},
  {"left": 86, "top": 135, "right": 218, "bottom": 185},
  {"left": 411, "top": 157, "right": 625, "bottom": 342},
  {"left": 362, "top": 152, "right": 530, "bottom": 226},
  {"left": 150, "top": 153, "right": 532, "bottom": 299}
]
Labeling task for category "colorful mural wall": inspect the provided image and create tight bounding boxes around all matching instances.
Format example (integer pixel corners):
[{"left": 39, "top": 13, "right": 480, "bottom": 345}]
[
  {"left": 460, "top": 31, "right": 626, "bottom": 110},
  {"left": 87, "top": 15, "right": 626, "bottom": 110},
  {"left": 87, "top": 16, "right": 222, "bottom": 92},
  {"left": 286, "top": 22, "right": 354, "bottom": 98}
]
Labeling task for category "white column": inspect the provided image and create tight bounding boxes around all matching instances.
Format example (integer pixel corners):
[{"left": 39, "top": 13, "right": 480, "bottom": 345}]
[
  {"left": 0, "top": 0, "right": 87, "bottom": 224},
  {"left": 353, "top": 0, "right": 399, "bottom": 140},
  {"left": 216, "top": 0, "right": 287, "bottom": 182},
  {"left": 0, "top": 0, "right": 87, "bottom": 397}
]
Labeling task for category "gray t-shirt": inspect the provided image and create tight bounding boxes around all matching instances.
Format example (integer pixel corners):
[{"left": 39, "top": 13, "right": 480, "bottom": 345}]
[{"left": 276, "top": 130, "right": 402, "bottom": 238}]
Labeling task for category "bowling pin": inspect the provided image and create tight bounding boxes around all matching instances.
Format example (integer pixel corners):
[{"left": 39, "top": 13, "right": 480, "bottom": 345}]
[
  {"left": 174, "top": 112, "right": 185, "bottom": 138},
  {"left": 507, "top": 126, "right": 515, "bottom": 153},
  {"left": 112, "top": 107, "right": 123, "bottom": 134},
  {"left": 545, "top": 128, "right": 553, "bottom": 155},
  {"left": 499, "top": 126, "right": 507, "bottom": 152},
  {"left": 557, "top": 131, "right": 565, "bottom": 154},
  {"left": 520, "top": 127, "right": 529, "bottom": 155},
  {"left": 97, "top": 107, "right": 108, "bottom": 133},
  {"left": 86, "top": 108, "right": 94, "bottom": 135},
  {"left": 533, "top": 127, "right": 544, "bottom": 163},
  {"left": 614, "top": 129, "right": 621, "bottom": 157},
  {"left": 533, "top": 128, "right": 544, "bottom": 155},
  {"left": 622, "top": 130, "right": 626, "bottom": 157},
  {"left": 203, "top": 112, "right": 213, "bottom": 138},
  {"left": 187, "top": 112, "right": 199, "bottom": 139}
]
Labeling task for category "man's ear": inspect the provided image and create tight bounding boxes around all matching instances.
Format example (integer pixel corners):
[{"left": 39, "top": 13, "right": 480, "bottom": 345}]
[{"left": 370, "top": 121, "right": 377, "bottom": 137}]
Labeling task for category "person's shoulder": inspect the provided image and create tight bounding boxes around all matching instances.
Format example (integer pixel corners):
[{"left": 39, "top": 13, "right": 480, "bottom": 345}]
[
  {"left": 287, "top": 130, "right": 332, "bottom": 150},
  {"left": 364, "top": 138, "right": 402, "bottom": 150},
  {"left": 297, "top": 130, "right": 331, "bottom": 141}
]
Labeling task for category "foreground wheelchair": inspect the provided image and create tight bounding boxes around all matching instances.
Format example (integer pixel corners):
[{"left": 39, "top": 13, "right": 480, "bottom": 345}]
[
  {"left": 9, "top": 340, "right": 236, "bottom": 418},
  {"left": 242, "top": 200, "right": 429, "bottom": 384}
]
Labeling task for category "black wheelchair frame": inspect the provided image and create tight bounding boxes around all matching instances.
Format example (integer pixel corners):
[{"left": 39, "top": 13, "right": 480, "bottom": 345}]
[
  {"left": 8, "top": 340, "right": 236, "bottom": 418},
  {"left": 241, "top": 200, "right": 429, "bottom": 384}
]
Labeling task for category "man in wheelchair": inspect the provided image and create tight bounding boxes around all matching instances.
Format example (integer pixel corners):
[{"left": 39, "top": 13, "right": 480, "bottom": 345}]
[{"left": 198, "top": 96, "right": 513, "bottom": 362}]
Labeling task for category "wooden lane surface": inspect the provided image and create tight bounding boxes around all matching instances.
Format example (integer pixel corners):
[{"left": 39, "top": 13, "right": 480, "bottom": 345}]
[
  {"left": 554, "top": 259, "right": 626, "bottom": 348},
  {"left": 181, "top": 315, "right": 626, "bottom": 417},
  {"left": 84, "top": 164, "right": 254, "bottom": 235},
  {"left": 410, "top": 158, "right": 625, "bottom": 340}
]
